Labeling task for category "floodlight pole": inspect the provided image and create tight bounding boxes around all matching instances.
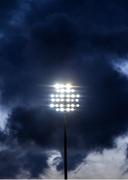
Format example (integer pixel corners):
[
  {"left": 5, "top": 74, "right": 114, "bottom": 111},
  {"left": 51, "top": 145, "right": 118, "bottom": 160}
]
[{"left": 64, "top": 113, "right": 68, "bottom": 179}]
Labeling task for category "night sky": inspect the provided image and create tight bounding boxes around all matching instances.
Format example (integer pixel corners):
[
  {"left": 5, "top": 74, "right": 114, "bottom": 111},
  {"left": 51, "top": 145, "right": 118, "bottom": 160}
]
[{"left": 1, "top": 0, "right": 128, "bottom": 178}]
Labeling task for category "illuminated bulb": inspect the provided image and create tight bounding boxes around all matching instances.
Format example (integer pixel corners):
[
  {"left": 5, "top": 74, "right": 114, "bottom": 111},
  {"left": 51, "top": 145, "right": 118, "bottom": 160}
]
[
  {"left": 67, "top": 104, "right": 70, "bottom": 107},
  {"left": 65, "top": 89, "right": 71, "bottom": 93},
  {"left": 71, "top": 104, "right": 75, "bottom": 107},
  {"left": 60, "top": 108, "right": 64, "bottom": 112},
  {"left": 76, "top": 104, "right": 80, "bottom": 107},
  {"left": 51, "top": 98, "right": 55, "bottom": 102},
  {"left": 75, "top": 99, "right": 79, "bottom": 102},
  {"left": 76, "top": 94, "right": 80, "bottom": 98},
  {"left": 60, "top": 94, "right": 64, "bottom": 98},
  {"left": 71, "top": 89, "right": 75, "bottom": 92},
  {"left": 55, "top": 94, "right": 59, "bottom": 97},
  {"left": 71, "top": 108, "right": 75, "bottom": 111},
  {"left": 60, "top": 104, "right": 64, "bottom": 107},
  {"left": 56, "top": 89, "right": 60, "bottom": 93},
  {"left": 66, "top": 83, "right": 72, "bottom": 89},
  {"left": 60, "top": 84, "right": 64, "bottom": 88},
  {"left": 66, "top": 94, "right": 70, "bottom": 98},
  {"left": 71, "top": 94, "right": 75, "bottom": 98},
  {"left": 66, "top": 108, "right": 70, "bottom": 112},
  {"left": 61, "top": 99, "right": 64, "bottom": 102},
  {"left": 54, "top": 84, "right": 60, "bottom": 89},
  {"left": 55, "top": 104, "right": 59, "bottom": 107},
  {"left": 66, "top": 98, "right": 70, "bottom": 102},
  {"left": 56, "top": 98, "right": 60, "bottom": 102},
  {"left": 56, "top": 108, "right": 60, "bottom": 111},
  {"left": 71, "top": 99, "right": 74, "bottom": 102},
  {"left": 51, "top": 94, "right": 55, "bottom": 98},
  {"left": 60, "top": 89, "right": 65, "bottom": 93},
  {"left": 50, "top": 104, "right": 54, "bottom": 108}
]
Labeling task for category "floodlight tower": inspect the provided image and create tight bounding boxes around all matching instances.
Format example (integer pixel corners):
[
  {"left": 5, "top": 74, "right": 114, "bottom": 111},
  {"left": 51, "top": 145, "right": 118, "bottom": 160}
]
[{"left": 50, "top": 83, "right": 80, "bottom": 179}]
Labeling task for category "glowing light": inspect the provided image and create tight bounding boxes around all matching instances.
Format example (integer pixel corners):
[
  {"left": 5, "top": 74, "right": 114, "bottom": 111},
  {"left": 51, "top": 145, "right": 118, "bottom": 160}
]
[
  {"left": 60, "top": 89, "right": 65, "bottom": 93},
  {"left": 56, "top": 98, "right": 60, "bottom": 102},
  {"left": 66, "top": 94, "right": 70, "bottom": 98},
  {"left": 65, "top": 83, "right": 72, "bottom": 89},
  {"left": 67, "top": 104, "right": 70, "bottom": 107},
  {"left": 56, "top": 89, "right": 60, "bottom": 93},
  {"left": 71, "top": 89, "right": 75, "bottom": 92},
  {"left": 76, "top": 94, "right": 80, "bottom": 98},
  {"left": 60, "top": 84, "right": 65, "bottom": 88},
  {"left": 51, "top": 94, "right": 55, "bottom": 98},
  {"left": 55, "top": 104, "right": 59, "bottom": 107},
  {"left": 71, "top": 104, "right": 75, "bottom": 107},
  {"left": 50, "top": 83, "right": 80, "bottom": 112},
  {"left": 66, "top": 108, "right": 70, "bottom": 112},
  {"left": 66, "top": 98, "right": 70, "bottom": 102},
  {"left": 60, "top": 108, "right": 64, "bottom": 112},
  {"left": 60, "top": 104, "right": 64, "bottom": 108},
  {"left": 54, "top": 83, "right": 60, "bottom": 89},
  {"left": 65, "top": 89, "right": 71, "bottom": 93},
  {"left": 50, "top": 104, "right": 54, "bottom": 108},
  {"left": 71, "top": 94, "right": 75, "bottom": 98},
  {"left": 60, "top": 94, "right": 64, "bottom": 98}
]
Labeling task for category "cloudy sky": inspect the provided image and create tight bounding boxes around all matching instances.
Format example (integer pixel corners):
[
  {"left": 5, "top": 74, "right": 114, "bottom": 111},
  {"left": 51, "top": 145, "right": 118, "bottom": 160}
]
[{"left": 1, "top": 0, "right": 128, "bottom": 179}]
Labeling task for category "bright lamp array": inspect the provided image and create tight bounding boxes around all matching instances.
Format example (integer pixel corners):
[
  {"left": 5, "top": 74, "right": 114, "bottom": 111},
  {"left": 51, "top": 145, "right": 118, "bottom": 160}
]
[{"left": 50, "top": 83, "right": 80, "bottom": 112}]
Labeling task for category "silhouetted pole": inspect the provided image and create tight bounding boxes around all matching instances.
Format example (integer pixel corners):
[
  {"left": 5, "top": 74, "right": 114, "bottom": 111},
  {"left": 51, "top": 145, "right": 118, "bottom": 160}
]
[{"left": 64, "top": 113, "right": 68, "bottom": 179}]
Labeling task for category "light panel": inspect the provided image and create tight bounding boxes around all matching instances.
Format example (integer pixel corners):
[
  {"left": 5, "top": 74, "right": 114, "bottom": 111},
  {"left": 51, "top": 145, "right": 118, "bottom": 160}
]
[{"left": 50, "top": 83, "right": 80, "bottom": 112}]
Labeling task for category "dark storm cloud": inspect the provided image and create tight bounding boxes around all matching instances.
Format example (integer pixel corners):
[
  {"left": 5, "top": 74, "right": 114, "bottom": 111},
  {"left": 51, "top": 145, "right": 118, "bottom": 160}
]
[
  {"left": 0, "top": 0, "right": 18, "bottom": 23},
  {"left": 7, "top": 107, "right": 64, "bottom": 148},
  {"left": 29, "top": 13, "right": 77, "bottom": 64},
  {"left": 0, "top": 143, "right": 48, "bottom": 178},
  {"left": 1, "top": 0, "right": 128, "bottom": 177},
  {"left": 0, "top": 130, "right": 48, "bottom": 178}
]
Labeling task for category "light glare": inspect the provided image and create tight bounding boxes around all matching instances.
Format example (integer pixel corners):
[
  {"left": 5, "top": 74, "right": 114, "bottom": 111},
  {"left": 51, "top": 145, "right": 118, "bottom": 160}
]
[
  {"left": 50, "top": 83, "right": 80, "bottom": 112},
  {"left": 66, "top": 83, "right": 72, "bottom": 89}
]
